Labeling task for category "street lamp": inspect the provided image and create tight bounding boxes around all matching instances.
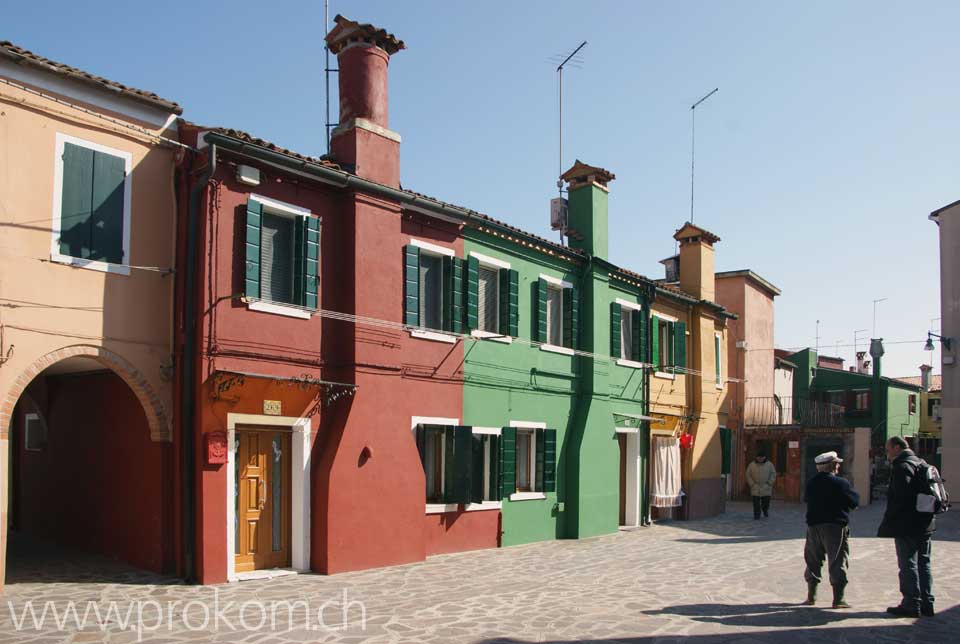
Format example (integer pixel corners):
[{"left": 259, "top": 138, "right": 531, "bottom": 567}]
[{"left": 925, "top": 332, "right": 952, "bottom": 352}]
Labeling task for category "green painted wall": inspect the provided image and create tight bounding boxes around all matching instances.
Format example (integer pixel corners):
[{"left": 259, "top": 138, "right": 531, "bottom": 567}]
[
  {"left": 567, "top": 184, "right": 609, "bottom": 259},
  {"left": 462, "top": 182, "right": 647, "bottom": 546}
]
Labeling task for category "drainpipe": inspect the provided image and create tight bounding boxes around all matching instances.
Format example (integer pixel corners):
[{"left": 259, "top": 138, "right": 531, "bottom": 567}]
[
  {"left": 641, "top": 285, "right": 654, "bottom": 525},
  {"left": 180, "top": 144, "right": 216, "bottom": 582}
]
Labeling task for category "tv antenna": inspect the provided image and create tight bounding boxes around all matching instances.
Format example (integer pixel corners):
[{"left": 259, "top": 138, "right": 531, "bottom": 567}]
[
  {"left": 324, "top": 0, "right": 339, "bottom": 153},
  {"left": 689, "top": 87, "right": 718, "bottom": 223},
  {"left": 549, "top": 41, "right": 587, "bottom": 245}
]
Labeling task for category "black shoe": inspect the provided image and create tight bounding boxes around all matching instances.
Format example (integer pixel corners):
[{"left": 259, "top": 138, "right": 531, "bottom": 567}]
[
  {"left": 763, "top": 512, "right": 769, "bottom": 518},
  {"left": 887, "top": 605, "right": 920, "bottom": 618},
  {"left": 921, "top": 605, "right": 935, "bottom": 617}
]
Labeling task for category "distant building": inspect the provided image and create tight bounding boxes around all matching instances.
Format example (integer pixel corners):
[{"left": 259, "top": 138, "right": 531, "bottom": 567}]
[
  {"left": 895, "top": 365, "right": 943, "bottom": 467},
  {"left": 930, "top": 199, "right": 959, "bottom": 489}
]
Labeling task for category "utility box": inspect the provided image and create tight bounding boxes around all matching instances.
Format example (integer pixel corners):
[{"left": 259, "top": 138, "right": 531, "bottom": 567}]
[{"left": 550, "top": 197, "right": 568, "bottom": 231}]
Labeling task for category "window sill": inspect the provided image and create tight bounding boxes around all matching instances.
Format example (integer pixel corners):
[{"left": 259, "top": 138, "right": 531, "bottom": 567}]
[
  {"left": 654, "top": 371, "right": 676, "bottom": 380},
  {"left": 617, "top": 358, "right": 645, "bottom": 369},
  {"left": 464, "top": 501, "right": 502, "bottom": 512},
  {"left": 50, "top": 252, "right": 130, "bottom": 276},
  {"left": 509, "top": 492, "right": 547, "bottom": 502},
  {"left": 425, "top": 503, "right": 459, "bottom": 514},
  {"left": 471, "top": 330, "right": 512, "bottom": 344},
  {"left": 410, "top": 329, "right": 458, "bottom": 344},
  {"left": 540, "top": 344, "right": 574, "bottom": 356},
  {"left": 247, "top": 300, "right": 312, "bottom": 320}
]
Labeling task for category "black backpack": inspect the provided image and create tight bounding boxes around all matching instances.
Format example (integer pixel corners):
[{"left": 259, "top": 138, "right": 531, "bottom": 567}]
[{"left": 913, "top": 460, "right": 950, "bottom": 515}]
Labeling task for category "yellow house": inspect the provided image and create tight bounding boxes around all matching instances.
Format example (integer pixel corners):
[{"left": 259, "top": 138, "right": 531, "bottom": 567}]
[
  {"left": 0, "top": 41, "right": 181, "bottom": 590},
  {"left": 649, "top": 223, "right": 731, "bottom": 519}
]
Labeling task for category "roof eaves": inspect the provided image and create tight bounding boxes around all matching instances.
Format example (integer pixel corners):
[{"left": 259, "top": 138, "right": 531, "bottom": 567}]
[{"left": 0, "top": 40, "right": 183, "bottom": 115}]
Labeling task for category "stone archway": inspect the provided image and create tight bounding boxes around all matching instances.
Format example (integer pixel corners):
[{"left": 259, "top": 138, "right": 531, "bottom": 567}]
[{"left": 0, "top": 344, "right": 170, "bottom": 442}]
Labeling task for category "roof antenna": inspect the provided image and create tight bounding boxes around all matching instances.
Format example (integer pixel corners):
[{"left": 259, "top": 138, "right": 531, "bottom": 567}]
[
  {"left": 324, "top": 0, "right": 339, "bottom": 154},
  {"left": 689, "top": 87, "right": 718, "bottom": 224},
  {"left": 550, "top": 41, "right": 587, "bottom": 245}
]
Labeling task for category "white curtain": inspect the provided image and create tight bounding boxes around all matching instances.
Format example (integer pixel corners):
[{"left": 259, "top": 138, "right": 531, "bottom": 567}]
[{"left": 651, "top": 436, "right": 683, "bottom": 507}]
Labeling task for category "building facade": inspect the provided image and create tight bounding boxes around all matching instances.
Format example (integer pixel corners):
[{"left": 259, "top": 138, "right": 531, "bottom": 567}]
[{"left": 0, "top": 41, "right": 182, "bottom": 590}]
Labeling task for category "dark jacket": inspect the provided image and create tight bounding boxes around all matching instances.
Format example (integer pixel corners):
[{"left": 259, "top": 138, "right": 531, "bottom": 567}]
[
  {"left": 804, "top": 471, "right": 860, "bottom": 526},
  {"left": 877, "top": 449, "right": 936, "bottom": 538}
]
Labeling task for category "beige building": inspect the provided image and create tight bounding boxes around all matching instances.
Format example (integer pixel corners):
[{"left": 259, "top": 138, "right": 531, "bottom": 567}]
[
  {"left": 929, "top": 199, "right": 960, "bottom": 486},
  {"left": 0, "top": 42, "right": 181, "bottom": 590},
  {"left": 651, "top": 223, "right": 730, "bottom": 519}
]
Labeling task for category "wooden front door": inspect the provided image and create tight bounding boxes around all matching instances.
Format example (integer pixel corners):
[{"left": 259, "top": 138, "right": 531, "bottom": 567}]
[{"left": 235, "top": 429, "right": 291, "bottom": 573}]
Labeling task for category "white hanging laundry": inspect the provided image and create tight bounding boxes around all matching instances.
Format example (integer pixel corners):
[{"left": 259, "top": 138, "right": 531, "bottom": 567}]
[{"left": 651, "top": 436, "right": 683, "bottom": 507}]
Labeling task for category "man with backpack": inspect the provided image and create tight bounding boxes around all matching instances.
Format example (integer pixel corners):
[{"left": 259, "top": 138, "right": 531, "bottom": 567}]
[{"left": 877, "top": 435, "right": 941, "bottom": 617}]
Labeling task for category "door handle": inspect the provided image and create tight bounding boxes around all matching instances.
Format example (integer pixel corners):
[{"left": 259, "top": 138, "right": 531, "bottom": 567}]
[{"left": 259, "top": 479, "right": 266, "bottom": 510}]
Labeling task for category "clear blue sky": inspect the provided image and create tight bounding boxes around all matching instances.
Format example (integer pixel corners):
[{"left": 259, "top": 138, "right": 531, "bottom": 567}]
[{"left": 6, "top": 1, "right": 957, "bottom": 377}]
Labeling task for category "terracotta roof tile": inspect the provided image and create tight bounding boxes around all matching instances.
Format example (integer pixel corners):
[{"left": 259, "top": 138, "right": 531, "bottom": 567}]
[
  {"left": 198, "top": 124, "right": 341, "bottom": 170},
  {"left": 0, "top": 40, "right": 182, "bottom": 115},
  {"left": 894, "top": 374, "right": 942, "bottom": 392},
  {"left": 674, "top": 221, "right": 721, "bottom": 244}
]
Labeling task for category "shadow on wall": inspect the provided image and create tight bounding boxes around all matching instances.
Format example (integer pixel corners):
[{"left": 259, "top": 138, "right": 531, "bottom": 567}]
[{"left": 476, "top": 604, "right": 960, "bottom": 643}]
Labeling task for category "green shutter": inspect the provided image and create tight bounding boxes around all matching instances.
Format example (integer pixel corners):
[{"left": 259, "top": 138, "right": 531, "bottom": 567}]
[
  {"left": 535, "top": 429, "right": 545, "bottom": 493},
  {"left": 631, "top": 308, "right": 642, "bottom": 362},
  {"left": 638, "top": 309, "right": 649, "bottom": 363},
  {"left": 303, "top": 216, "right": 320, "bottom": 309},
  {"left": 443, "top": 426, "right": 456, "bottom": 504},
  {"left": 293, "top": 217, "right": 305, "bottom": 305},
  {"left": 508, "top": 269, "right": 519, "bottom": 337},
  {"left": 466, "top": 255, "right": 480, "bottom": 331},
  {"left": 489, "top": 435, "right": 501, "bottom": 501},
  {"left": 675, "top": 321, "right": 687, "bottom": 368},
  {"left": 450, "top": 257, "right": 464, "bottom": 334},
  {"left": 610, "top": 302, "right": 622, "bottom": 358},
  {"left": 543, "top": 429, "right": 556, "bottom": 492},
  {"left": 59, "top": 142, "right": 94, "bottom": 259},
  {"left": 720, "top": 427, "right": 732, "bottom": 475},
  {"left": 90, "top": 150, "right": 125, "bottom": 263},
  {"left": 499, "top": 268, "right": 510, "bottom": 335},
  {"left": 500, "top": 427, "right": 517, "bottom": 498},
  {"left": 452, "top": 426, "right": 473, "bottom": 504},
  {"left": 564, "top": 286, "right": 579, "bottom": 350},
  {"left": 415, "top": 425, "right": 426, "bottom": 465},
  {"left": 245, "top": 199, "right": 262, "bottom": 299},
  {"left": 651, "top": 315, "right": 660, "bottom": 369},
  {"left": 536, "top": 278, "right": 548, "bottom": 344},
  {"left": 403, "top": 245, "right": 420, "bottom": 327},
  {"left": 442, "top": 256, "right": 453, "bottom": 332}
]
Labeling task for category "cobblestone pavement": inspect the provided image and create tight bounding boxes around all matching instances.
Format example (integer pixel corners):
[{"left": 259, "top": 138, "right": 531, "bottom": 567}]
[{"left": 2, "top": 501, "right": 959, "bottom": 643}]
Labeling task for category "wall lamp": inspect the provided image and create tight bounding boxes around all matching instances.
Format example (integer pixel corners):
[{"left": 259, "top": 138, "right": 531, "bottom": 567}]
[{"left": 924, "top": 332, "right": 952, "bottom": 352}]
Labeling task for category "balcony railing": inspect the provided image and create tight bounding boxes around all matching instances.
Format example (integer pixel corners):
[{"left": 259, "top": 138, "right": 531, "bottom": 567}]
[{"left": 743, "top": 396, "right": 846, "bottom": 428}]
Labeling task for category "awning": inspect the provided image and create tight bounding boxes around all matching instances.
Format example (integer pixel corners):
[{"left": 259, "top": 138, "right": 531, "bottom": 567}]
[{"left": 613, "top": 412, "right": 657, "bottom": 423}]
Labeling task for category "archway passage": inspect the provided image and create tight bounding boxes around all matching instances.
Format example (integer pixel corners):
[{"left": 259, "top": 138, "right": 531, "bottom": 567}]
[{"left": 5, "top": 356, "right": 173, "bottom": 584}]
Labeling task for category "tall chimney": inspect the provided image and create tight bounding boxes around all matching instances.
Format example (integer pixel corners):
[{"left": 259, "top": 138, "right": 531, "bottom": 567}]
[
  {"left": 561, "top": 160, "right": 615, "bottom": 258},
  {"left": 325, "top": 15, "right": 405, "bottom": 187},
  {"left": 675, "top": 222, "right": 720, "bottom": 302},
  {"left": 920, "top": 364, "right": 932, "bottom": 392},
  {"left": 869, "top": 338, "right": 884, "bottom": 380}
]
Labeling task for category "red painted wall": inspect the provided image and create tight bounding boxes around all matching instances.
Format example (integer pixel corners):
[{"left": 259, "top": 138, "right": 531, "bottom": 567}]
[
  {"left": 423, "top": 510, "right": 500, "bottom": 556},
  {"left": 13, "top": 372, "right": 167, "bottom": 573}
]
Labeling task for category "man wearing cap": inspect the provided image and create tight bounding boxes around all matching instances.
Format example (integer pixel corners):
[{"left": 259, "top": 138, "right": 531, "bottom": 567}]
[
  {"left": 802, "top": 450, "right": 860, "bottom": 608},
  {"left": 878, "top": 435, "right": 936, "bottom": 617},
  {"left": 746, "top": 450, "right": 777, "bottom": 520}
]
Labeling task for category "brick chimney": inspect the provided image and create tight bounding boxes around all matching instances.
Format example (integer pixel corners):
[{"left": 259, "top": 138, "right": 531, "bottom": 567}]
[
  {"left": 920, "top": 364, "right": 932, "bottom": 392},
  {"left": 325, "top": 15, "right": 405, "bottom": 187},
  {"left": 560, "top": 160, "right": 615, "bottom": 258},
  {"left": 674, "top": 222, "right": 720, "bottom": 302}
]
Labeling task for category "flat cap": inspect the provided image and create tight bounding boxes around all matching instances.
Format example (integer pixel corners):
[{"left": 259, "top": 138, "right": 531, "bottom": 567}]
[{"left": 815, "top": 451, "right": 843, "bottom": 464}]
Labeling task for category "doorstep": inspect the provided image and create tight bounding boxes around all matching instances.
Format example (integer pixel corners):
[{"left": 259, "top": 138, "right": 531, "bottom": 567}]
[{"left": 234, "top": 568, "right": 300, "bottom": 582}]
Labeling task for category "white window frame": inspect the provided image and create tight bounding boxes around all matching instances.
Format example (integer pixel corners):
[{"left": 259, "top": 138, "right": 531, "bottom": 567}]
[
  {"left": 470, "top": 252, "right": 513, "bottom": 341},
  {"left": 51, "top": 132, "right": 133, "bottom": 276},
  {"left": 654, "top": 314, "right": 677, "bottom": 380},
  {"left": 465, "top": 426, "right": 503, "bottom": 512},
  {"left": 616, "top": 298, "right": 645, "bottom": 365},
  {"left": 853, "top": 389, "right": 870, "bottom": 411},
  {"left": 24, "top": 413, "right": 45, "bottom": 452},
  {"left": 509, "top": 420, "right": 547, "bottom": 501},
  {"left": 408, "top": 240, "right": 458, "bottom": 344},
  {"left": 715, "top": 331, "right": 723, "bottom": 389},
  {"left": 476, "top": 263, "right": 501, "bottom": 335},
  {"left": 412, "top": 416, "right": 459, "bottom": 514},
  {"left": 244, "top": 194, "right": 316, "bottom": 319}
]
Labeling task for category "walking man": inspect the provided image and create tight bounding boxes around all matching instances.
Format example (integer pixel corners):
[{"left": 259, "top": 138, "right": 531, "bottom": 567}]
[
  {"left": 878, "top": 436, "right": 936, "bottom": 617},
  {"left": 746, "top": 450, "right": 776, "bottom": 520},
  {"left": 803, "top": 451, "right": 860, "bottom": 608}
]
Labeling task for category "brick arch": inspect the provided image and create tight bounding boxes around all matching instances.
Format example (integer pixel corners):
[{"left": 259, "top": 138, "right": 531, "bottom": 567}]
[{"left": 0, "top": 345, "right": 171, "bottom": 442}]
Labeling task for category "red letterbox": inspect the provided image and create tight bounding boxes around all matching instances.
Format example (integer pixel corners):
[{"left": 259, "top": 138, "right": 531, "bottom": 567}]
[{"left": 205, "top": 431, "right": 228, "bottom": 465}]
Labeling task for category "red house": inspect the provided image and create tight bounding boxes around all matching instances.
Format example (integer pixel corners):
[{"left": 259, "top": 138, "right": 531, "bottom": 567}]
[{"left": 176, "top": 15, "right": 499, "bottom": 583}]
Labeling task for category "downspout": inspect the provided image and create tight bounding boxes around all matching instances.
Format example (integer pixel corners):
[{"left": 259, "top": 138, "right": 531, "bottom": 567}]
[
  {"left": 180, "top": 143, "right": 216, "bottom": 582},
  {"left": 641, "top": 285, "right": 653, "bottom": 525}
]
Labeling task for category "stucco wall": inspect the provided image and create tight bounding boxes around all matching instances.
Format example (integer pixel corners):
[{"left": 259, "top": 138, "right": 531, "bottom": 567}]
[{"left": 935, "top": 204, "right": 960, "bottom": 488}]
